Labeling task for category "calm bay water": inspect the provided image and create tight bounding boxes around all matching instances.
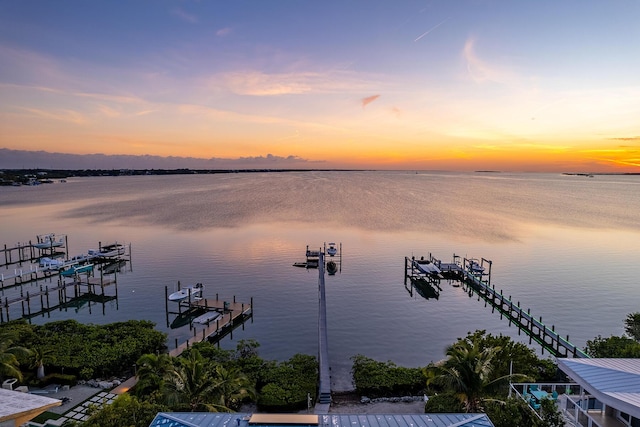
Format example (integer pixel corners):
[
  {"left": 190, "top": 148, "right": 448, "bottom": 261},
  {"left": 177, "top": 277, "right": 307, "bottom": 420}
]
[{"left": 1, "top": 171, "right": 639, "bottom": 390}]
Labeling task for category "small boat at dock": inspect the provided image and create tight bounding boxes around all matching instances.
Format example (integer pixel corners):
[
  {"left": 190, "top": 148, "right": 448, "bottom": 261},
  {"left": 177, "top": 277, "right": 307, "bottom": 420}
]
[
  {"left": 193, "top": 311, "right": 222, "bottom": 325},
  {"left": 33, "top": 234, "right": 65, "bottom": 250},
  {"left": 415, "top": 258, "right": 442, "bottom": 276},
  {"left": 327, "top": 260, "right": 337, "bottom": 275},
  {"left": 39, "top": 257, "right": 71, "bottom": 270},
  {"left": 60, "top": 264, "right": 94, "bottom": 277},
  {"left": 168, "top": 283, "right": 204, "bottom": 302},
  {"left": 326, "top": 243, "right": 337, "bottom": 256},
  {"left": 88, "top": 244, "right": 125, "bottom": 259}
]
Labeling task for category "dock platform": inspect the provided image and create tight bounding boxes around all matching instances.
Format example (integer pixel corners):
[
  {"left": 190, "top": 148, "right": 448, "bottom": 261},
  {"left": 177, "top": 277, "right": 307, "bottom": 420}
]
[{"left": 165, "top": 289, "right": 253, "bottom": 357}]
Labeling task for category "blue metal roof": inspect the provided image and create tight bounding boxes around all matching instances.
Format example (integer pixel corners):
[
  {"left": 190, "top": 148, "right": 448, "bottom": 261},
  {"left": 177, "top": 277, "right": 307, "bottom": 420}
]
[
  {"left": 558, "top": 358, "right": 640, "bottom": 419},
  {"left": 149, "top": 413, "right": 495, "bottom": 427}
]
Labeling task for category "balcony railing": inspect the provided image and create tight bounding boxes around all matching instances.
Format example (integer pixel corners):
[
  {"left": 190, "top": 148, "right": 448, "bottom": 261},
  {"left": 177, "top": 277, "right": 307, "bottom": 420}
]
[{"left": 510, "top": 383, "right": 620, "bottom": 427}]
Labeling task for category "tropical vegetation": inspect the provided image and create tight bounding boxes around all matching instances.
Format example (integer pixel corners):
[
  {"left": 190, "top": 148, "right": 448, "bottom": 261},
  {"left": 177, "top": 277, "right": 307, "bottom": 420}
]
[
  {"left": 351, "top": 354, "right": 425, "bottom": 397},
  {"left": 585, "top": 311, "right": 640, "bottom": 357},
  {"left": 422, "top": 330, "right": 563, "bottom": 427},
  {"left": 0, "top": 329, "right": 31, "bottom": 381},
  {"left": 0, "top": 319, "right": 166, "bottom": 384},
  {"left": 80, "top": 340, "right": 316, "bottom": 425}
]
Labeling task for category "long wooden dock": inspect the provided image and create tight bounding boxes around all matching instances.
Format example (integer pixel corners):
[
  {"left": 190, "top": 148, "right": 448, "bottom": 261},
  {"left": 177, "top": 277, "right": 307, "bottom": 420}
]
[
  {"left": 317, "top": 251, "right": 331, "bottom": 407},
  {"left": 405, "top": 254, "right": 589, "bottom": 359}
]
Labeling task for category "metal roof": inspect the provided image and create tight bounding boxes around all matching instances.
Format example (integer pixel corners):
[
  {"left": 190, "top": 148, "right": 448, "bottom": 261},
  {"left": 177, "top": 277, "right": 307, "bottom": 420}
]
[
  {"left": 149, "top": 413, "right": 495, "bottom": 427},
  {"left": 0, "top": 388, "right": 61, "bottom": 425},
  {"left": 557, "top": 358, "right": 640, "bottom": 419}
]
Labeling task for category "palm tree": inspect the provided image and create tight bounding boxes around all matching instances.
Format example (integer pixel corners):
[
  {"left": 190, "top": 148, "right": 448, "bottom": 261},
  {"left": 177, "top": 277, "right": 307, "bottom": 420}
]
[
  {"left": 425, "top": 336, "right": 528, "bottom": 412},
  {"left": 211, "top": 364, "right": 255, "bottom": 411},
  {"left": 135, "top": 353, "right": 173, "bottom": 398},
  {"left": 162, "top": 349, "right": 227, "bottom": 412},
  {"left": 0, "top": 333, "right": 31, "bottom": 382},
  {"left": 30, "top": 346, "right": 56, "bottom": 380}
]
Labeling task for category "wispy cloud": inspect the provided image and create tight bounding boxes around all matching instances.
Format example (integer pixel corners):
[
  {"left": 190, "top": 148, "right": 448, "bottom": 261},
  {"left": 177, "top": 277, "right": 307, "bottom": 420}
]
[
  {"left": 18, "top": 107, "right": 87, "bottom": 124},
  {"left": 462, "top": 37, "right": 513, "bottom": 84},
  {"left": 220, "top": 70, "right": 378, "bottom": 96},
  {"left": 216, "top": 27, "right": 232, "bottom": 37},
  {"left": 361, "top": 95, "right": 380, "bottom": 108},
  {"left": 97, "top": 104, "right": 120, "bottom": 118},
  {"left": 171, "top": 8, "right": 198, "bottom": 24},
  {"left": 74, "top": 91, "right": 144, "bottom": 105},
  {"left": 609, "top": 136, "right": 640, "bottom": 141}
]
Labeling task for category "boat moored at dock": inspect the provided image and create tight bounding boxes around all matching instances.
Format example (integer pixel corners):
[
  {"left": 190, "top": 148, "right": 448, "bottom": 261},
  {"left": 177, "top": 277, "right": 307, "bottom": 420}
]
[
  {"left": 192, "top": 311, "right": 222, "bottom": 325},
  {"left": 60, "top": 263, "right": 94, "bottom": 277},
  {"left": 326, "top": 243, "right": 337, "bottom": 256},
  {"left": 32, "top": 234, "right": 65, "bottom": 250},
  {"left": 168, "top": 283, "right": 204, "bottom": 302}
]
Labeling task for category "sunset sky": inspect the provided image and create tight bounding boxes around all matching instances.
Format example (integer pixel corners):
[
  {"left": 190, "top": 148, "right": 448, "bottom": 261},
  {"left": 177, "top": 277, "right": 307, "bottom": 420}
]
[{"left": 1, "top": 1, "right": 640, "bottom": 171}]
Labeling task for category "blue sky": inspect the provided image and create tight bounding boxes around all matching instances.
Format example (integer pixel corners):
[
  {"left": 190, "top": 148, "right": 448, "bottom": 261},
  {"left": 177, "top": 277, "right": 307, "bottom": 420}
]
[{"left": 1, "top": 1, "right": 640, "bottom": 171}]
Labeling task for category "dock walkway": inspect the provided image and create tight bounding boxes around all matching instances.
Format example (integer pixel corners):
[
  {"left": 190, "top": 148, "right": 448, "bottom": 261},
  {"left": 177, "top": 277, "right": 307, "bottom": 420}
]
[{"left": 317, "top": 252, "right": 331, "bottom": 407}]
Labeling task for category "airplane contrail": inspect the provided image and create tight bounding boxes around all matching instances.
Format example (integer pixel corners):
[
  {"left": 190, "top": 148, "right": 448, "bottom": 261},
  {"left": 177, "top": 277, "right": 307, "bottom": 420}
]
[{"left": 414, "top": 17, "right": 449, "bottom": 42}]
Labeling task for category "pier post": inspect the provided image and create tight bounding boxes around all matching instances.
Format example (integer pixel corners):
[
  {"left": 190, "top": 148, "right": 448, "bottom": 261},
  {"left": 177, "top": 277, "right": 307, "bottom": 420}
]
[{"left": 164, "top": 287, "right": 169, "bottom": 319}]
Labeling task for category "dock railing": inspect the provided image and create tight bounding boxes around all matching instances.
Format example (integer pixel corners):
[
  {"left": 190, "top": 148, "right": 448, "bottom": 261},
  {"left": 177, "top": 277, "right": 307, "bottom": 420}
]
[{"left": 405, "top": 253, "right": 589, "bottom": 358}]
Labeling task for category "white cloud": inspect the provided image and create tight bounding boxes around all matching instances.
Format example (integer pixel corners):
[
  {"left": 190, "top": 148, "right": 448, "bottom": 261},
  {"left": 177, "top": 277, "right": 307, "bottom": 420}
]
[{"left": 220, "top": 70, "right": 381, "bottom": 96}]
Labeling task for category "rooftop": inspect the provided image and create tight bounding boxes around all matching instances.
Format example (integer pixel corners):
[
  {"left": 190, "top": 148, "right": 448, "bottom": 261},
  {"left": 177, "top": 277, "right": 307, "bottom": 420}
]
[
  {"left": 0, "top": 388, "right": 61, "bottom": 427},
  {"left": 149, "top": 413, "right": 495, "bottom": 427},
  {"left": 557, "top": 358, "right": 640, "bottom": 419}
]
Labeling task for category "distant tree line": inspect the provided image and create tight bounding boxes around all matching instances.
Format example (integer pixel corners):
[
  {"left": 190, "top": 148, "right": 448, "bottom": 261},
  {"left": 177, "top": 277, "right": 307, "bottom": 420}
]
[{"left": 0, "top": 168, "right": 353, "bottom": 185}]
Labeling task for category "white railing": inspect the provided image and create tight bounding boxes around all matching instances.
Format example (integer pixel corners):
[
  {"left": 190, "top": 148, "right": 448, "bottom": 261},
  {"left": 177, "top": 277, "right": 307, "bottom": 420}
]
[
  {"left": 561, "top": 395, "right": 605, "bottom": 427},
  {"left": 511, "top": 383, "right": 611, "bottom": 427}
]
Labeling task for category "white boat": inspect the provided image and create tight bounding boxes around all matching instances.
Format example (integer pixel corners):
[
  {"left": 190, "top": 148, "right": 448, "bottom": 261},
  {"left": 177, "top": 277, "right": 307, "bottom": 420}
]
[
  {"left": 39, "top": 257, "right": 74, "bottom": 270},
  {"left": 193, "top": 311, "right": 222, "bottom": 325},
  {"left": 168, "top": 283, "right": 204, "bottom": 302},
  {"left": 415, "top": 259, "right": 442, "bottom": 275},
  {"left": 33, "top": 234, "right": 65, "bottom": 249},
  {"left": 88, "top": 245, "right": 125, "bottom": 259},
  {"left": 326, "top": 243, "right": 337, "bottom": 257}
]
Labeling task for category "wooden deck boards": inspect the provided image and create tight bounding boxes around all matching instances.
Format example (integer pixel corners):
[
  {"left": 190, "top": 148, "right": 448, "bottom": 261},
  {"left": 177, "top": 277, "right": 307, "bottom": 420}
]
[{"left": 168, "top": 299, "right": 252, "bottom": 357}]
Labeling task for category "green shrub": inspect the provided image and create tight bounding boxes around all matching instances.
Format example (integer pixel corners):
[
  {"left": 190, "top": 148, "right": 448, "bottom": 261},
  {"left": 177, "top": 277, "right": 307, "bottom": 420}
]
[
  {"left": 351, "top": 355, "right": 425, "bottom": 397},
  {"left": 257, "top": 354, "right": 317, "bottom": 412},
  {"left": 424, "top": 392, "right": 463, "bottom": 413}
]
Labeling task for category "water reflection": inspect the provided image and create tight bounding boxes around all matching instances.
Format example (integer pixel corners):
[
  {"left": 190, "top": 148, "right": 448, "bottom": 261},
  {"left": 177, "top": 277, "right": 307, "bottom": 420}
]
[{"left": 2, "top": 172, "right": 640, "bottom": 391}]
